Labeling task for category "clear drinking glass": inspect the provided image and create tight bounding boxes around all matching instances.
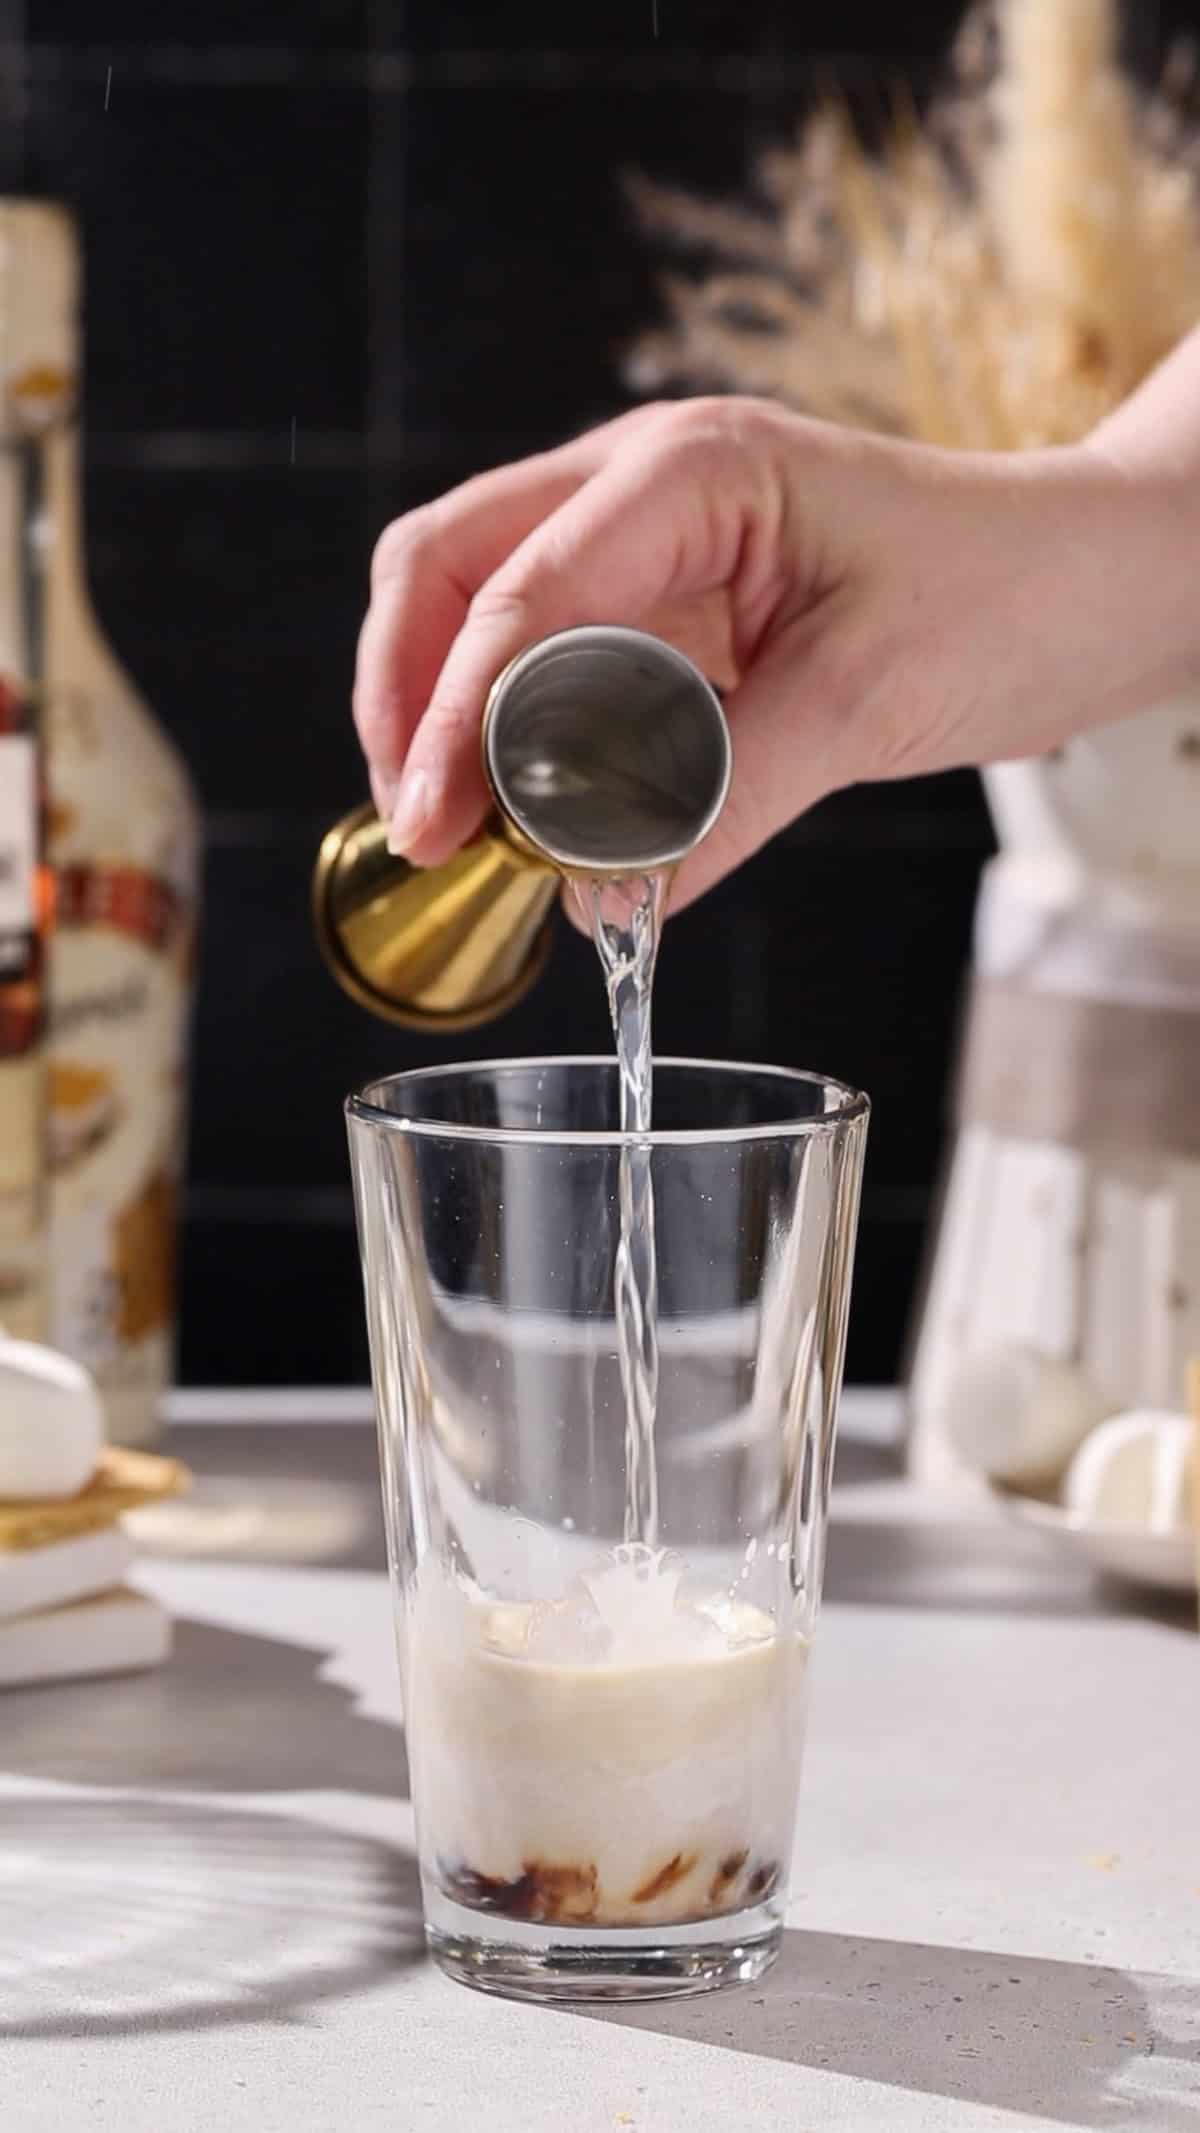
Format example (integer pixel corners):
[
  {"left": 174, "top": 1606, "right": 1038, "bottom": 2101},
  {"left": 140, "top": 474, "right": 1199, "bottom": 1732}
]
[{"left": 347, "top": 1058, "right": 868, "bottom": 2004}]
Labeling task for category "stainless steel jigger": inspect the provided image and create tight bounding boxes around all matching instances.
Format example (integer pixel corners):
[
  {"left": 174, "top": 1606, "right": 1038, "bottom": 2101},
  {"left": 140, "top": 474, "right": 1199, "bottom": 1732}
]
[
  {"left": 313, "top": 625, "right": 732, "bottom": 1031},
  {"left": 485, "top": 625, "right": 731, "bottom": 874}
]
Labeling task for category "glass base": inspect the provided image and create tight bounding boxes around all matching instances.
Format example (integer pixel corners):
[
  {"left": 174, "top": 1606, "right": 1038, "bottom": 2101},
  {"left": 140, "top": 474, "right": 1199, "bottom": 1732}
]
[{"left": 426, "top": 1892, "right": 783, "bottom": 2004}]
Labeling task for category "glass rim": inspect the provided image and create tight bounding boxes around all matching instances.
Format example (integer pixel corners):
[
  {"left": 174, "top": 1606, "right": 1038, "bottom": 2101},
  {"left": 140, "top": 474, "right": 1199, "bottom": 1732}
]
[{"left": 346, "top": 1053, "right": 870, "bottom": 1149}]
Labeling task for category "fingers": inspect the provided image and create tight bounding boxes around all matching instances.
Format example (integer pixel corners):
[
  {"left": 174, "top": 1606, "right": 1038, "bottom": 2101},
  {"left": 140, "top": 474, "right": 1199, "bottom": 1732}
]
[
  {"left": 391, "top": 414, "right": 777, "bottom": 865},
  {"left": 352, "top": 455, "right": 591, "bottom": 800},
  {"left": 352, "top": 405, "right": 665, "bottom": 809}
]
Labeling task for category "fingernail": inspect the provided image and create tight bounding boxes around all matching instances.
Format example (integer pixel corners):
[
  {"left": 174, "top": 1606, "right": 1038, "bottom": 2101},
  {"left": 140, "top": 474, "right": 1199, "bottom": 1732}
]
[
  {"left": 387, "top": 768, "right": 435, "bottom": 855},
  {"left": 370, "top": 766, "right": 401, "bottom": 821}
]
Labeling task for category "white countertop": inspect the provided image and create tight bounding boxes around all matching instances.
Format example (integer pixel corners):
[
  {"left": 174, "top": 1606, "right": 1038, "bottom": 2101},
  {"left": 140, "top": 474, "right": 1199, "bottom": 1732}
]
[{"left": 4, "top": 1393, "right": 1198, "bottom": 2133}]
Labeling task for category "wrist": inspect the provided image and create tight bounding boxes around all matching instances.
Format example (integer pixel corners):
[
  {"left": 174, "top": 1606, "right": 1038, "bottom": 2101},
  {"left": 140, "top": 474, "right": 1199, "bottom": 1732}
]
[{"left": 1054, "top": 438, "right": 1200, "bottom": 719}]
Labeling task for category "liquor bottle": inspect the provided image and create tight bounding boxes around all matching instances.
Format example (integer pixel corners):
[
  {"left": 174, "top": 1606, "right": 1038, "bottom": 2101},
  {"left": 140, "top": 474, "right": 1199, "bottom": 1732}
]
[
  {"left": 0, "top": 200, "right": 201, "bottom": 1445},
  {"left": 0, "top": 595, "right": 47, "bottom": 1343}
]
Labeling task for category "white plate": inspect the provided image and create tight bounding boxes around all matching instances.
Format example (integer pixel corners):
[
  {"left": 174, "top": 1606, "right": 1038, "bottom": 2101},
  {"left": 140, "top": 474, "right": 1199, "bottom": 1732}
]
[{"left": 998, "top": 1491, "right": 1197, "bottom": 1595}]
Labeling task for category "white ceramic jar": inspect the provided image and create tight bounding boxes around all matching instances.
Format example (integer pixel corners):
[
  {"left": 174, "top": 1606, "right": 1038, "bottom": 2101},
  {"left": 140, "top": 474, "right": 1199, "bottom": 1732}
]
[{"left": 908, "top": 698, "right": 1200, "bottom": 1492}]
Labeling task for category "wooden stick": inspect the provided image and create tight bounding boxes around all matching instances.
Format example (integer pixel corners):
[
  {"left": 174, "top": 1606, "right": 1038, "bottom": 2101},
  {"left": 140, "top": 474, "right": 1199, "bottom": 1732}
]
[{"left": 1188, "top": 1359, "right": 1200, "bottom": 1625}]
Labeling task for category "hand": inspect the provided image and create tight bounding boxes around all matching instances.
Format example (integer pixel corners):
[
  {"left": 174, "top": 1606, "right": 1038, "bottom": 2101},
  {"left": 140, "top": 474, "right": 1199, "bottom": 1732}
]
[{"left": 353, "top": 391, "right": 1194, "bottom": 912}]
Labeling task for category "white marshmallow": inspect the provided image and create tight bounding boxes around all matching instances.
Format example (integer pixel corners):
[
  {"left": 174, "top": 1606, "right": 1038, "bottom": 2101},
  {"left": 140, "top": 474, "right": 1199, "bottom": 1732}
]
[
  {"left": 0, "top": 1339, "right": 104, "bottom": 1499},
  {"left": 1064, "top": 1410, "right": 1197, "bottom": 1534},
  {"left": 943, "top": 1343, "right": 1110, "bottom": 1489}
]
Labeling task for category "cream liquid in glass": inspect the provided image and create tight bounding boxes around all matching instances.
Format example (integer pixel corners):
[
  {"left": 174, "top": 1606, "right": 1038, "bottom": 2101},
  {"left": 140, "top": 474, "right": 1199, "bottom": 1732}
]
[{"left": 411, "top": 872, "right": 809, "bottom": 1944}]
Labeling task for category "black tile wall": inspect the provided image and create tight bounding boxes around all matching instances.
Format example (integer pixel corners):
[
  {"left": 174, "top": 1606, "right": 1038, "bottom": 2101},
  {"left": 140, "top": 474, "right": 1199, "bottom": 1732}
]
[
  {"left": 22, "top": 76, "right": 369, "bottom": 435},
  {"left": 87, "top": 469, "right": 372, "bottom": 813},
  {"left": 759, "top": 807, "right": 988, "bottom": 1191},
  {"left": 179, "top": 1216, "right": 370, "bottom": 1389},
  {"left": 26, "top": 3, "right": 366, "bottom": 49},
  {"left": 399, "top": 73, "right": 756, "bottom": 454},
  {"left": 18, "top": 3, "right": 1172, "bottom": 1388},
  {"left": 388, "top": 2, "right": 966, "bottom": 59}
]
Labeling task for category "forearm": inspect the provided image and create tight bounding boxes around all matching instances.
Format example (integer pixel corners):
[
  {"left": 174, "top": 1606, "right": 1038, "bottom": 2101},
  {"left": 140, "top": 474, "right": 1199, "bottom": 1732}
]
[
  {"left": 1078, "top": 327, "right": 1200, "bottom": 710},
  {"left": 1089, "top": 324, "right": 1200, "bottom": 485}
]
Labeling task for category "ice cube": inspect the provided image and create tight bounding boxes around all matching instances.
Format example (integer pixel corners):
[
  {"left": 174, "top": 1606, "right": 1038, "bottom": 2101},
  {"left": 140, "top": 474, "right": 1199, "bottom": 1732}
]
[
  {"left": 698, "top": 1594, "right": 776, "bottom": 1649},
  {"left": 509, "top": 1546, "right": 775, "bottom": 1669},
  {"left": 581, "top": 1545, "right": 728, "bottom": 1661},
  {"left": 522, "top": 1576, "right": 612, "bottom": 1664}
]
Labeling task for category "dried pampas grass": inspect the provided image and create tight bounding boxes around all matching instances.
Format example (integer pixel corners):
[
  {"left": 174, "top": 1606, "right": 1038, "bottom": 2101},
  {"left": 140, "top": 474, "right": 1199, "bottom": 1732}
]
[{"left": 627, "top": 0, "right": 1200, "bottom": 450}]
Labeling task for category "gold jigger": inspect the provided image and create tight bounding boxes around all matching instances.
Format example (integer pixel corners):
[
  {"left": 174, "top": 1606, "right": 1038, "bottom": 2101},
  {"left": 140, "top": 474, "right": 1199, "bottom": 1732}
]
[
  {"left": 312, "top": 806, "right": 557, "bottom": 1034},
  {"left": 313, "top": 626, "right": 732, "bottom": 1032}
]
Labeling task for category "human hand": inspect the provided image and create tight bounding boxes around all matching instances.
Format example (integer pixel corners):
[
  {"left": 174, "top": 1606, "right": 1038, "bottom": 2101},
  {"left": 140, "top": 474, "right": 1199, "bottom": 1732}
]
[{"left": 354, "top": 392, "right": 1188, "bottom": 912}]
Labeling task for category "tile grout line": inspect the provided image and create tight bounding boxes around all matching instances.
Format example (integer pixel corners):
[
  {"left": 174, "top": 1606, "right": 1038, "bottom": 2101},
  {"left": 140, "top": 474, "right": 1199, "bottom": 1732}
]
[{"left": 9, "top": 43, "right": 932, "bottom": 92}]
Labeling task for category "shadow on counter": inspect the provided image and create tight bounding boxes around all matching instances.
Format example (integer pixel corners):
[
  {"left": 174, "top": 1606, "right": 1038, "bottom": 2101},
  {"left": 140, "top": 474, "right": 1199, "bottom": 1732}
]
[
  {"left": 593, "top": 1926, "right": 1197, "bottom": 2131},
  {"left": 0, "top": 1616, "right": 408, "bottom": 1799},
  {"left": 0, "top": 1792, "right": 423, "bottom": 2042}
]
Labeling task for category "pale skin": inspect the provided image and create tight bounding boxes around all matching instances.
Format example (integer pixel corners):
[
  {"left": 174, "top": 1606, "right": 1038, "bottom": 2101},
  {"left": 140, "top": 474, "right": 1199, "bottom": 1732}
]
[{"left": 353, "top": 328, "right": 1200, "bottom": 915}]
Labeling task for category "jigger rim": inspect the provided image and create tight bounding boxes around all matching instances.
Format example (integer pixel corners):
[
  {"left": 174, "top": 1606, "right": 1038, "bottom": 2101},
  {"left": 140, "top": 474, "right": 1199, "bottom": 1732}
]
[
  {"left": 347, "top": 1054, "right": 870, "bottom": 1148},
  {"left": 483, "top": 624, "right": 734, "bottom": 875}
]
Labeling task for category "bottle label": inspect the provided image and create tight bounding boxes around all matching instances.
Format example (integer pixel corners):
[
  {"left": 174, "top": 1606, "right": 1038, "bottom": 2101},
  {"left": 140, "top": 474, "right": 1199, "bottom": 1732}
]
[
  {"left": 0, "top": 726, "right": 44, "bottom": 1340},
  {"left": 55, "top": 863, "right": 183, "bottom": 953},
  {"left": 46, "top": 663, "right": 199, "bottom": 1447},
  {"left": 48, "top": 863, "right": 192, "bottom": 1442},
  {"left": 0, "top": 732, "right": 36, "bottom": 938}
]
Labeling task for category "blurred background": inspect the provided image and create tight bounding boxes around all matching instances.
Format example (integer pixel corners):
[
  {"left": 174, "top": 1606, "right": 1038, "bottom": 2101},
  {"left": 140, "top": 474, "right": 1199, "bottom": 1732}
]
[{"left": 6, "top": 0, "right": 1196, "bottom": 1390}]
